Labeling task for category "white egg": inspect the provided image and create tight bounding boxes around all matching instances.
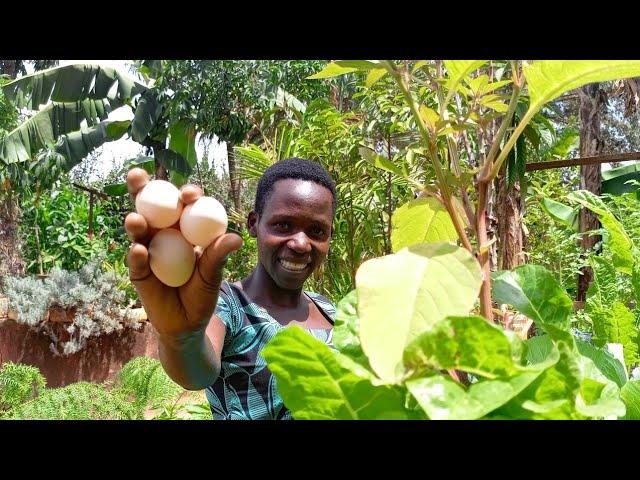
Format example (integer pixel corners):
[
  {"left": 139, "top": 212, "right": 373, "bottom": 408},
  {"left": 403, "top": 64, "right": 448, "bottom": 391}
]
[
  {"left": 148, "top": 229, "right": 196, "bottom": 287},
  {"left": 135, "top": 180, "right": 184, "bottom": 229},
  {"left": 179, "top": 196, "right": 228, "bottom": 248}
]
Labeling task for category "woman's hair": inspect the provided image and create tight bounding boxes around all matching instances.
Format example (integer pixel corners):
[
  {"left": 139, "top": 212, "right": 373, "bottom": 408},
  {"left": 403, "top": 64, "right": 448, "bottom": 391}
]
[{"left": 254, "top": 157, "right": 336, "bottom": 215}]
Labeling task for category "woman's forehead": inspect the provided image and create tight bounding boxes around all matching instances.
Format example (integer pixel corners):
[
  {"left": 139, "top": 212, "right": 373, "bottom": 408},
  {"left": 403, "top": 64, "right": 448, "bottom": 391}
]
[
  {"left": 269, "top": 179, "right": 332, "bottom": 204},
  {"left": 263, "top": 179, "right": 333, "bottom": 217}
]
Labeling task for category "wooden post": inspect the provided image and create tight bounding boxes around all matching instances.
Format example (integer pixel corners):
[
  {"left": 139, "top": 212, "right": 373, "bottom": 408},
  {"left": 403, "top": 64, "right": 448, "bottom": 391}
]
[{"left": 88, "top": 192, "right": 94, "bottom": 241}]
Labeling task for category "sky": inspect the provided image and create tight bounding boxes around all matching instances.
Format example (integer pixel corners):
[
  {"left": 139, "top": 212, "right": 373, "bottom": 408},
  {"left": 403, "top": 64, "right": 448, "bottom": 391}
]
[{"left": 42, "top": 60, "right": 229, "bottom": 181}]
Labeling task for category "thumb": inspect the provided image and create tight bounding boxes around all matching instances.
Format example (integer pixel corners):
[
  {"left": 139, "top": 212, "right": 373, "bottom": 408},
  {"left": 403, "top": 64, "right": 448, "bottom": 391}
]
[{"left": 191, "top": 232, "right": 244, "bottom": 293}]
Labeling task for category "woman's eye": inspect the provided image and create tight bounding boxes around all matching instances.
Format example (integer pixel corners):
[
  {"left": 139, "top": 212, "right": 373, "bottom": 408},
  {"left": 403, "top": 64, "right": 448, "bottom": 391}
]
[{"left": 275, "top": 222, "right": 290, "bottom": 230}]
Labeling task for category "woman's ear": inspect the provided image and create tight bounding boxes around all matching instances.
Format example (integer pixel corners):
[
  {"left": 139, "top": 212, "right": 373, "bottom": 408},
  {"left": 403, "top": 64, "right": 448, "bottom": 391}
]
[{"left": 247, "top": 211, "right": 258, "bottom": 238}]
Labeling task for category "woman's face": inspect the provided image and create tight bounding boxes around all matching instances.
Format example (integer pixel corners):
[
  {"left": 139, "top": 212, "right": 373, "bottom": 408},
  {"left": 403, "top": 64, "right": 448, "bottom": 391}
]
[{"left": 248, "top": 178, "right": 334, "bottom": 291}]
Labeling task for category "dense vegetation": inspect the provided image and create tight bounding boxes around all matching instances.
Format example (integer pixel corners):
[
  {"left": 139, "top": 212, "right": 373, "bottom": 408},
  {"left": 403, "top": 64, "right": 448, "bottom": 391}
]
[{"left": 3, "top": 60, "right": 640, "bottom": 419}]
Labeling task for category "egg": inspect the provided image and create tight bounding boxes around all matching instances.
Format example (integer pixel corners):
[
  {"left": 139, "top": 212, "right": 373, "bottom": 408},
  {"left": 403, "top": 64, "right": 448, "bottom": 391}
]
[
  {"left": 148, "top": 229, "right": 196, "bottom": 287},
  {"left": 135, "top": 180, "right": 184, "bottom": 229},
  {"left": 179, "top": 196, "right": 228, "bottom": 248}
]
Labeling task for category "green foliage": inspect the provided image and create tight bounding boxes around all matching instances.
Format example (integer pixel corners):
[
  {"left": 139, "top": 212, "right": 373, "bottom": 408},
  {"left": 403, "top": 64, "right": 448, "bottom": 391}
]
[
  {"left": 265, "top": 239, "right": 632, "bottom": 419},
  {"left": 115, "top": 356, "right": 182, "bottom": 410},
  {"left": 356, "top": 243, "right": 482, "bottom": 383},
  {"left": 589, "top": 301, "right": 640, "bottom": 368},
  {"left": 20, "top": 177, "right": 130, "bottom": 274},
  {"left": 390, "top": 197, "right": 457, "bottom": 252},
  {"left": 621, "top": 381, "right": 640, "bottom": 419},
  {"left": 261, "top": 327, "right": 414, "bottom": 420},
  {"left": 9, "top": 382, "right": 140, "bottom": 420},
  {"left": 568, "top": 190, "right": 635, "bottom": 275},
  {"left": 492, "top": 265, "right": 574, "bottom": 337},
  {"left": 525, "top": 160, "right": 583, "bottom": 296},
  {"left": 0, "top": 362, "right": 46, "bottom": 412},
  {"left": 0, "top": 358, "right": 211, "bottom": 420}
]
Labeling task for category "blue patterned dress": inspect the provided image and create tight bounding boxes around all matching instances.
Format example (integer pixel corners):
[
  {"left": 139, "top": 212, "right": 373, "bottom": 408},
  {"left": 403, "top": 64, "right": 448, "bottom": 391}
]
[{"left": 205, "top": 280, "right": 335, "bottom": 420}]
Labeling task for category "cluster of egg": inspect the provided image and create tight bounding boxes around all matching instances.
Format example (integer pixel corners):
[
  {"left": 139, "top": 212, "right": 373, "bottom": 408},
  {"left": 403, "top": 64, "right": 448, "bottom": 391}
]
[{"left": 135, "top": 180, "right": 228, "bottom": 287}]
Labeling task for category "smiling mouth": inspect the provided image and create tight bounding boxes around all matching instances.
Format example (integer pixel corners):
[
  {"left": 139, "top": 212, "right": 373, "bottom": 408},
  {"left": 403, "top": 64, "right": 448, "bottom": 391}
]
[{"left": 278, "top": 259, "right": 310, "bottom": 272}]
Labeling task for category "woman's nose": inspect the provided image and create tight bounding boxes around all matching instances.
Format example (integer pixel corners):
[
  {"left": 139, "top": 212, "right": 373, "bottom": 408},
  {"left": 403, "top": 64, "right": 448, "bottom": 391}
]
[{"left": 287, "top": 232, "right": 312, "bottom": 253}]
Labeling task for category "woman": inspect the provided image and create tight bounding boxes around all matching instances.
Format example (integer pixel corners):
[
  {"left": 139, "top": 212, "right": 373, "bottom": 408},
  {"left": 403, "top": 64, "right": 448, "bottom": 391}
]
[{"left": 125, "top": 158, "right": 337, "bottom": 419}]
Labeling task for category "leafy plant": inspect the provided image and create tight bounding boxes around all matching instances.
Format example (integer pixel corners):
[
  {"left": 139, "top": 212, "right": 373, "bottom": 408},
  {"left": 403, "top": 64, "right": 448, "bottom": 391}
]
[
  {"left": 1, "top": 256, "right": 141, "bottom": 356},
  {"left": 8, "top": 382, "right": 141, "bottom": 420},
  {"left": 260, "top": 60, "right": 640, "bottom": 420},
  {"left": 0, "top": 362, "right": 46, "bottom": 413},
  {"left": 115, "top": 356, "right": 183, "bottom": 410},
  {"left": 263, "top": 246, "right": 634, "bottom": 419},
  {"left": 0, "top": 358, "right": 212, "bottom": 420}
]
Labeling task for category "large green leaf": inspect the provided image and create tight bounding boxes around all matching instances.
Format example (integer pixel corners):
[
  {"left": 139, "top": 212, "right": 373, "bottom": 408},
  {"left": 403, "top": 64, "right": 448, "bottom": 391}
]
[
  {"left": 575, "top": 339, "right": 628, "bottom": 388},
  {"left": 307, "top": 62, "right": 359, "bottom": 80},
  {"left": 261, "top": 327, "right": 410, "bottom": 419},
  {"left": 492, "top": 265, "right": 574, "bottom": 336},
  {"left": 574, "top": 355, "right": 626, "bottom": 418},
  {"left": 103, "top": 183, "right": 128, "bottom": 196},
  {"left": 494, "top": 342, "right": 582, "bottom": 419},
  {"left": 0, "top": 99, "right": 117, "bottom": 166},
  {"left": 155, "top": 149, "right": 192, "bottom": 176},
  {"left": 568, "top": 190, "right": 635, "bottom": 275},
  {"left": 333, "top": 290, "right": 370, "bottom": 369},
  {"left": 130, "top": 90, "right": 162, "bottom": 143},
  {"left": 403, "top": 316, "right": 520, "bottom": 379},
  {"left": 390, "top": 197, "right": 458, "bottom": 252},
  {"left": 356, "top": 243, "right": 482, "bottom": 383},
  {"left": 540, "top": 197, "right": 579, "bottom": 232},
  {"left": 407, "top": 346, "right": 557, "bottom": 420},
  {"left": 2, "top": 63, "right": 146, "bottom": 110},
  {"left": 525, "top": 335, "right": 555, "bottom": 365},
  {"left": 524, "top": 61, "right": 640, "bottom": 118},
  {"left": 589, "top": 301, "right": 639, "bottom": 368},
  {"left": 366, "top": 68, "right": 388, "bottom": 87},
  {"left": 496, "top": 340, "right": 626, "bottom": 419},
  {"left": 53, "top": 120, "right": 129, "bottom": 170},
  {"left": 168, "top": 119, "right": 198, "bottom": 168},
  {"left": 586, "top": 255, "right": 620, "bottom": 311},
  {"left": 621, "top": 381, "right": 640, "bottom": 419}
]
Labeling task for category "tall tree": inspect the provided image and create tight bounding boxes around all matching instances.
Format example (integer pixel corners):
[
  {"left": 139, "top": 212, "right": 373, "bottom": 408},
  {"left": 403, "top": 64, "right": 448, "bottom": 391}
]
[
  {"left": 156, "top": 60, "right": 329, "bottom": 212},
  {"left": 0, "top": 60, "right": 21, "bottom": 275},
  {"left": 576, "top": 83, "right": 605, "bottom": 301}
]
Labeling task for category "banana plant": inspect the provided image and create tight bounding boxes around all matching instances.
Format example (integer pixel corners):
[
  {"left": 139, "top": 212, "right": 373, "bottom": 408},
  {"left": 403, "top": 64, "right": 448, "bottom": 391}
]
[{"left": 0, "top": 62, "right": 199, "bottom": 191}]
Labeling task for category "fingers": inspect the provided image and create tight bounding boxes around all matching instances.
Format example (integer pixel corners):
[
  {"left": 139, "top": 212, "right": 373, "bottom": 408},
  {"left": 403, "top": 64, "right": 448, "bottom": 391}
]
[
  {"left": 180, "top": 184, "right": 204, "bottom": 205},
  {"left": 127, "top": 168, "right": 150, "bottom": 202},
  {"left": 127, "top": 243, "right": 153, "bottom": 282},
  {"left": 127, "top": 243, "right": 178, "bottom": 329},
  {"left": 125, "top": 212, "right": 149, "bottom": 243}
]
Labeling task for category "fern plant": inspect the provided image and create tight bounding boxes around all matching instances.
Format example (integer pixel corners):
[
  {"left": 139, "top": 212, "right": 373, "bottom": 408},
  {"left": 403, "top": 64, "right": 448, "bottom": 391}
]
[
  {"left": 0, "top": 362, "right": 46, "bottom": 413},
  {"left": 8, "top": 382, "right": 141, "bottom": 420},
  {"left": 115, "top": 356, "right": 183, "bottom": 410}
]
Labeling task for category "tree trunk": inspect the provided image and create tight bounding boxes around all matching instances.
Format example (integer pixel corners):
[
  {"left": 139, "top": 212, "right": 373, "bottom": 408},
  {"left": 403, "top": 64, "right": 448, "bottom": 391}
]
[
  {"left": 226, "top": 142, "right": 241, "bottom": 211},
  {"left": 0, "top": 60, "right": 25, "bottom": 276},
  {"left": 495, "top": 173, "right": 524, "bottom": 270},
  {"left": 154, "top": 161, "right": 168, "bottom": 181},
  {"left": 576, "top": 83, "right": 604, "bottom": 302}
]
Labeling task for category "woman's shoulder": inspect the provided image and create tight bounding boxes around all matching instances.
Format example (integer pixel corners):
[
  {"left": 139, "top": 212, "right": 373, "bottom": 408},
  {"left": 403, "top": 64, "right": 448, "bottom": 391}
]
[{"left": 305, "top": 290, "right": 336, "bottom": 321}]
